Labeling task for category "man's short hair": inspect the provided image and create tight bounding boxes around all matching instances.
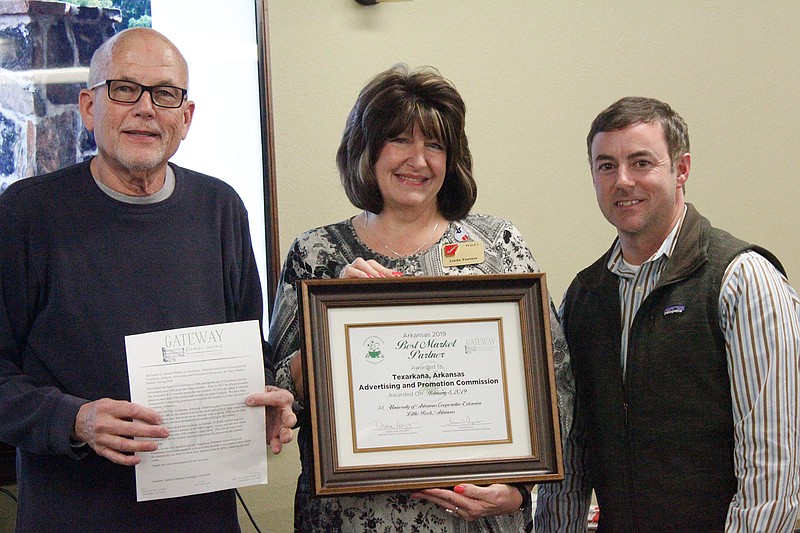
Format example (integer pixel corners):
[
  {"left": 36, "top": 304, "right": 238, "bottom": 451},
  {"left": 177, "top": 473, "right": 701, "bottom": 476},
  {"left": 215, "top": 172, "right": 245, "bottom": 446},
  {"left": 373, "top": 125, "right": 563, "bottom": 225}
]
[
  {"left": 587, "top": 96, "right": 690, "bottom": 170},
  {"left": 87, "top": 28, "right": 189, "bottom": 89}
]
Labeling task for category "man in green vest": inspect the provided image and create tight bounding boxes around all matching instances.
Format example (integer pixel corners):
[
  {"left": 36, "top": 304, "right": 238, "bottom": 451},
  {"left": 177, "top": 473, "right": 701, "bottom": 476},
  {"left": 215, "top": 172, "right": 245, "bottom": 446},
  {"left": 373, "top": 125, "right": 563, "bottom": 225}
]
[{"left": 536, "top": 96, "right": 800, "bottom": 532}]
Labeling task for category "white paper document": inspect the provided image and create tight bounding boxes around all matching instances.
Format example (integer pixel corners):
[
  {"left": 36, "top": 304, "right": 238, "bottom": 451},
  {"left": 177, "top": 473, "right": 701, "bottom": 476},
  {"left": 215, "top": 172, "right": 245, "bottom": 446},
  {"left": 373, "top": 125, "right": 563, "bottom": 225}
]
[{"left": 125, "top": 320, "right": 267, "bottom": 502}]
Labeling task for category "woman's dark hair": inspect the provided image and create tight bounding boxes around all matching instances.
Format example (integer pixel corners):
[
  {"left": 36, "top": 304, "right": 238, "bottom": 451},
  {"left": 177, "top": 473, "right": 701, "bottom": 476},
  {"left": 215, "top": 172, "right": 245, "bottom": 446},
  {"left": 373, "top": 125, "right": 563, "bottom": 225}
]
[{"left": 336, "top": 64, "right": 476, "bottom": 220}]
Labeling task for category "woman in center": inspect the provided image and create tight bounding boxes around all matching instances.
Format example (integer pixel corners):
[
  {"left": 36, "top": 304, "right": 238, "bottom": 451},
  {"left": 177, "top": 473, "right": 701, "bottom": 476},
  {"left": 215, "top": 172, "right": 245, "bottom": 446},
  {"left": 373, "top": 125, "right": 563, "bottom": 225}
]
[{"left": 269, "top": 64, "right": 573, "bottom": 532}]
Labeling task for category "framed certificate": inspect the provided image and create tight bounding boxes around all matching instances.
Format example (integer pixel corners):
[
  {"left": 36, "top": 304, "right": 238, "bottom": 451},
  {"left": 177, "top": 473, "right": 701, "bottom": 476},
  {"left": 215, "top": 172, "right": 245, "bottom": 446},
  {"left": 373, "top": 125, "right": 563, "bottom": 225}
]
[{"left": 298, "top": 273, "right": 563, "bottom": 496}]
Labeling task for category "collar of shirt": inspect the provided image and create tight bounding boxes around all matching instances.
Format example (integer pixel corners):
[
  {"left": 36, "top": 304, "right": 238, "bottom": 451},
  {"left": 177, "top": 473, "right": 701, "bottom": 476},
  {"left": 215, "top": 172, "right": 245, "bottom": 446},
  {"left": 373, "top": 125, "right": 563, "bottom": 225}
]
[
  {"left": 93, "top": 165, "right": 176, "bottom": 205},
  {"left": 607, "top": 205, "right": 688, "bottom": 280}
]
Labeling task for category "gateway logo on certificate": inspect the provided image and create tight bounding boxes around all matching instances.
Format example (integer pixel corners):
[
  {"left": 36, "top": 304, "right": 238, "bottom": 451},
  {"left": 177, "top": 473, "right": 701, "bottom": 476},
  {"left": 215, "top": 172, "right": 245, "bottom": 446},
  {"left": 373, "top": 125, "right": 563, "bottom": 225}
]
[{"left": 345, "top": 319, "right": 511, "bottom": 452}]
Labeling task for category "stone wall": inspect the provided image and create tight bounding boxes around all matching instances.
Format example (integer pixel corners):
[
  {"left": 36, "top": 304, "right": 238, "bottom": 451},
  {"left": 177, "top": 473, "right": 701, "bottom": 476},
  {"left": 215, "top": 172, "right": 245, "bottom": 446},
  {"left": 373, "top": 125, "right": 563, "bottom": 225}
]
[{"left": 0, "top": 1, "right": 120, "bottom": 193}]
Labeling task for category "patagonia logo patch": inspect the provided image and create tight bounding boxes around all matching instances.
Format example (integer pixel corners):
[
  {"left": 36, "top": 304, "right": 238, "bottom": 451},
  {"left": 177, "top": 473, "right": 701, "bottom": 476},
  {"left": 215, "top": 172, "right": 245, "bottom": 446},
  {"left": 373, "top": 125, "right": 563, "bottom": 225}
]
[{"left": 663, "top": 305, "right": 685, "bottom": 316}]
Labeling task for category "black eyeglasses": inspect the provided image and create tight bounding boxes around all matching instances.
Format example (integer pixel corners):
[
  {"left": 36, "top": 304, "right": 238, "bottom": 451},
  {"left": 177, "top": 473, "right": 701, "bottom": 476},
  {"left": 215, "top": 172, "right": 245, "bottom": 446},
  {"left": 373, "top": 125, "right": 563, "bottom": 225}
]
[{"left": 90, "top": 79, "right": 187, "bottom": 109}]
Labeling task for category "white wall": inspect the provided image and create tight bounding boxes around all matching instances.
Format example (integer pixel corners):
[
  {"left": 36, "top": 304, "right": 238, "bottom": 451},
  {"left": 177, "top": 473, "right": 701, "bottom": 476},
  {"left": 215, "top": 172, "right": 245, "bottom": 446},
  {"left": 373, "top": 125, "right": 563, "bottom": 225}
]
[
  {"left": 152, "top": 0, "right": 270, "bottom": 321},
  {"left": 267, "top": 0, "right": 800, "bottom": 304}
]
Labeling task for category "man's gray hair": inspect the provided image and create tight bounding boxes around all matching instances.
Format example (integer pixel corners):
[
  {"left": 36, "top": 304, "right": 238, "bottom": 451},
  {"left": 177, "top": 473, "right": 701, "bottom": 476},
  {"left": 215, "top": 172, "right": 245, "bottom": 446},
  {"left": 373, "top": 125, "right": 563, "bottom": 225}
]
[{"left": 86, "top": 28, "right": 189, "bottom": 88}]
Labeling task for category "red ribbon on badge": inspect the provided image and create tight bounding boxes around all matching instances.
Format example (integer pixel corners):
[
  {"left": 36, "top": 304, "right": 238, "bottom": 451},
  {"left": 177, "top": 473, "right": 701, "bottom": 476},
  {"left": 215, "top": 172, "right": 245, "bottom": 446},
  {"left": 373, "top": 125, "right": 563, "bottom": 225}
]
[{"left": 444, "top": 244, "right": 459, "bottom": 256}]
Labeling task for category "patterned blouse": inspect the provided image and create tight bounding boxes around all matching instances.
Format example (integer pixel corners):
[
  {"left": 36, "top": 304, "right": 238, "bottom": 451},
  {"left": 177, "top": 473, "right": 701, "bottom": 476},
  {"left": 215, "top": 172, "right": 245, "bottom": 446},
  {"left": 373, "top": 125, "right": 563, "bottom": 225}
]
[{"left": 268, "top": 213, "right": 574, "bottom": 533}]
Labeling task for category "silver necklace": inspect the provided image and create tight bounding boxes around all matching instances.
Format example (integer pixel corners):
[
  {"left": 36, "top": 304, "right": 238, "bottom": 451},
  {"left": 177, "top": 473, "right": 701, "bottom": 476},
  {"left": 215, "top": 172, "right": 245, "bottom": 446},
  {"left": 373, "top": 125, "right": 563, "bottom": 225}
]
[{"left": 364, "top": 212, "right": 440, "bottom": 258}]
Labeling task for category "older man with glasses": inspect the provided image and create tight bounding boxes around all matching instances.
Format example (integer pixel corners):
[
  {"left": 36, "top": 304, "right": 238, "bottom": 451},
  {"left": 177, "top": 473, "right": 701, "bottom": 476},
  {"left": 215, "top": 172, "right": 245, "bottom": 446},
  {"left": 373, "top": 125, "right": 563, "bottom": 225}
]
[{"left": 0, "top": 27, "right": 295, "bottom": 532}]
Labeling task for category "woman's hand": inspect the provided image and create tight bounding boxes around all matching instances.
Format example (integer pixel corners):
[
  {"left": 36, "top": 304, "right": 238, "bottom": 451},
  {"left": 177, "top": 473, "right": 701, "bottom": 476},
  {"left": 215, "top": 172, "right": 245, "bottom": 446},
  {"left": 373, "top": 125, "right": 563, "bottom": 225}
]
[
  {"left": 340, "top": 257, "right": 403, "bottom": 279},
  {"left": 411, "top": 483, "right": 524, "bottom": 521}
]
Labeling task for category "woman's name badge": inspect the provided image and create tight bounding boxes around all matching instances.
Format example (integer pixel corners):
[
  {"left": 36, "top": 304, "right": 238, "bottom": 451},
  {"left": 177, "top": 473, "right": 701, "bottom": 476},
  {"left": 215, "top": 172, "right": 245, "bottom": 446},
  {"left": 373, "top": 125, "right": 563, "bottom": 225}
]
[{"left": 441, "top": 241, "right": 485, "bottom": 267}]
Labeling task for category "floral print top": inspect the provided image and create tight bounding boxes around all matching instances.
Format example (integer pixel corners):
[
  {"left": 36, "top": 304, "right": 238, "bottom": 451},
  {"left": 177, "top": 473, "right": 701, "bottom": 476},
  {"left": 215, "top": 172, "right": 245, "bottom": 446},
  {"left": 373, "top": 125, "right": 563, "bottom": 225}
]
[{"left": 268, "top": 214, "right": 574, "bottom": 533}]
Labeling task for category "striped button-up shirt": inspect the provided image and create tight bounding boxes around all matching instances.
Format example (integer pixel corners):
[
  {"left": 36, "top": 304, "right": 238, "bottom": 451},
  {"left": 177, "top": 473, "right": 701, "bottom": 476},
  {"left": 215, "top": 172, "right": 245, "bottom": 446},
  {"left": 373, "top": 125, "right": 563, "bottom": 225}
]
[
  {"left": 611, "top": 209, "right": 684, "bottom": 376},
  {"left": 536, "top": 210, "right": 800, "bottom": 532}
]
